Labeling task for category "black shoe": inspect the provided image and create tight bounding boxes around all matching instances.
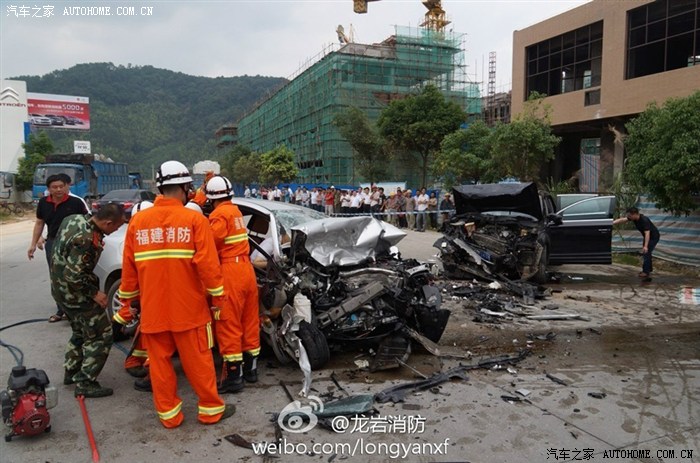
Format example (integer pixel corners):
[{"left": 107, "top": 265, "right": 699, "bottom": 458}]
[
  {"left": 218, "top": 404, "right": 236, "bottom": 422},
  {"left": 63, "top": 370, "right": 78, "bottom": 385},
  {"left": 126, "top": 366, "right": 148, "bottom": 378},
  {"left": 242, "top": 352, "right": 258, "bottom": 383},
  {"left": 218, "top": 361, "right": 244, "bottom": 393},
  {"left": 134, "top": 376, "right": 152, "bottom": 392},
  {"left": 75, "top": 381, "right": 113, "bottom": 398}
]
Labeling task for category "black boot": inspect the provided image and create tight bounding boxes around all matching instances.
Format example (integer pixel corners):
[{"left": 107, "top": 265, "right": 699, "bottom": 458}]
[
  {"left": 242, "top": 352, "right": 258, "bottom": 383},
  {"left": 218, "top": 361, "right": 244, "bottom": 393}
]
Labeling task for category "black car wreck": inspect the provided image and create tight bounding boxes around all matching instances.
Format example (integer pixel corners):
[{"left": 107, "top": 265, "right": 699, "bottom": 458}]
[{"left": 435, "top": 182, "right": 616, "bottom": 283}]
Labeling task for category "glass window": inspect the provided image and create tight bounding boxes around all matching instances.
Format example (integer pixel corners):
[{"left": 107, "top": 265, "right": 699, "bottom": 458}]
[
  {"left": 525, "top": 21, "right": 604, "bottom": 98},
  {"left": 561, "top": 197, "right": 614, "bottom": 218},
  {"left": 626, "top": 0, "right": 700, "bottom": 78},
  {"left": 584, "top": 89, "right": 601, "bottom": 106}
]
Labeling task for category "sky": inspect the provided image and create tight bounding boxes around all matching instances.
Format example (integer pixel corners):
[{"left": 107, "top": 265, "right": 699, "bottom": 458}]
[{"left": 1, "top": 0, "right": 590, "bottom": 93}]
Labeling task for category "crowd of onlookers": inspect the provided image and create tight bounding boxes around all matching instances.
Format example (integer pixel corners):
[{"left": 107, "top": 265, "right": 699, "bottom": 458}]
[{"left": 242, "top": 184, "right": 456, "bottom": 231}]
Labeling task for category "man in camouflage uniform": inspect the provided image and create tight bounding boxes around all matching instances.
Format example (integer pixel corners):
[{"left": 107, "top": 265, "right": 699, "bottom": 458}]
[{"left": 51, "top": 203, "right": 126, "bottom": 398}]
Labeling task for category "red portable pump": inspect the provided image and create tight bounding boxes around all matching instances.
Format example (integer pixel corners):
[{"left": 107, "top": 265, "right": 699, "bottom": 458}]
[{"left": 1, "top": 366, "right": 57, "bottom": 442}]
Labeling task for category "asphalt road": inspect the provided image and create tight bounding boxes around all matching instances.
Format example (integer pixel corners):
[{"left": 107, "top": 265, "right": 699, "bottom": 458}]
[{"left": 0, "top": 218, "right": 698, "bottom": 463}]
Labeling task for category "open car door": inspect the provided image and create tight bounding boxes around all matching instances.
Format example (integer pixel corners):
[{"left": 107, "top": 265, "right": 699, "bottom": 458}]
[{"left": 547, "top": 196, "right": 616, "bottom": 264}]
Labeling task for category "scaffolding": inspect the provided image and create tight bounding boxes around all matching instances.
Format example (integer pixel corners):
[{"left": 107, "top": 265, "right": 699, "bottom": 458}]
[{"left": 235, "top": 26, "right": 481, "bottom": 187}]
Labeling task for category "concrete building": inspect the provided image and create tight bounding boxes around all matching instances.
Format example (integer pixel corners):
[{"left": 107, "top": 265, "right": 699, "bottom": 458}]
[
  {"left": 228, "top": 26, "right": 481, "bottom": 188},
  {"left": 512, "top": 0, "right": 700, "bottom": 192}
]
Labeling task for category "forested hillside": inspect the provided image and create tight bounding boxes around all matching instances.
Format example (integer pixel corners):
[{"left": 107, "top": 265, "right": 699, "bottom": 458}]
[{"left": 15, "top": 63, "right": 286, "bottom": 172}]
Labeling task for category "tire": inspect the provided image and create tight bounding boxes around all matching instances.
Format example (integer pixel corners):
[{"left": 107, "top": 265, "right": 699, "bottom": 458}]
[
  {"left": 296, "top": 321, "right": 330, "bottom": 370},
  {"left": 13, "top": 205, "right": 24, "bottom": 217},
  {"left": 107, "top": 278, "right": 136, "bottom": 342},
  {"left": 106, "top": 278, "right": 122, "bottom": 320},
  {"left": 532, "top": 244, "right": 548, "bottom": 284}
]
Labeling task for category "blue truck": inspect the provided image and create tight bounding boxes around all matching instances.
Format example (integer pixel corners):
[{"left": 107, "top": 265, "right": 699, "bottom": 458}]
[{"left": 33, "top": 153, "right": 131, "bottom": 202}]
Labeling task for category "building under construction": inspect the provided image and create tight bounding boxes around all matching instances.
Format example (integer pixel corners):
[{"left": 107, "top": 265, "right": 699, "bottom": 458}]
[{"left": 229, "top": 25, "right": 481, "bottom": 187}]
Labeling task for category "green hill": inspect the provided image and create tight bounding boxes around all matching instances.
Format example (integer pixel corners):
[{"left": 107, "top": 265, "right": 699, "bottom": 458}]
[{"left": 15, "top": 63, "right": 286, "bottom": 173}]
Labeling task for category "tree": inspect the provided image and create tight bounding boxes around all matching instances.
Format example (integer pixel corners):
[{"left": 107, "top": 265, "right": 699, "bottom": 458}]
[
  {"left": 259, "top": 145, "right": 298, "bottom": 185},
  {"left": 377, "top": 85, "right": 466, "bottom": 188},
  {"left": 432, "top": 119, "right": 494, "bottom": 187},
  {"left": 624, "top": 91, "right": 700, "bottom": 215},
  {"left": 489, "top": 94, "right": 560, "bottom": 182},
  {"left": 16, "top": 132, "right": 54, "bottom": 191},
  {"left": 220, "top": 144, "right": 253, "bottom": 179},
  {"left": 230, "top": 152, "right": 262, "bottom": 186},
  {"left": 333, "top": 107, "right": 389, "bottom": 183}
]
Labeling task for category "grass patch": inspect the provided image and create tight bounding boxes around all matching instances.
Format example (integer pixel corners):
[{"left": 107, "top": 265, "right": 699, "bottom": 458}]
[{"left": 613, "top": 252, "right": 699, "bottom": 277}]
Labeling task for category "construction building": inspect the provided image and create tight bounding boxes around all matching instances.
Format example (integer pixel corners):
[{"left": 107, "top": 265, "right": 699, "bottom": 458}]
[
  {"left": 227, "top": 25, "right": 481, "bottom": 187},
  {"left": 512, "top": 0, "right": 700, "bottom": 192}
]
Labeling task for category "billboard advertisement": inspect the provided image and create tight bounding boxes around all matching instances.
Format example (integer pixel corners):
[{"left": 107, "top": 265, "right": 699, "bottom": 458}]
[{"left": 27, "top": 92, "right": 90, "bottom": 130}]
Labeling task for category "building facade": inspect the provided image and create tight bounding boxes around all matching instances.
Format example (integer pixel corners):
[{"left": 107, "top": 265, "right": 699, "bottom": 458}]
[
  {"left": 231, "top": 26, "right": 481, "bottom": 187},
  {"left": 512, "top": 0, "right": 700, "bottom": 192}
]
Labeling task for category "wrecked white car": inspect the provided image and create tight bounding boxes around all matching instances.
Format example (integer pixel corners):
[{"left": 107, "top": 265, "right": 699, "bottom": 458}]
[
  {"left": 96, "top": 199, "right": 450, "bottom": 379},
  {"left": 251, "top": 213, "right": 450, "bottom": 374},
  {"left": 435, "top": 182, "right": 616, "bottom": 283}
]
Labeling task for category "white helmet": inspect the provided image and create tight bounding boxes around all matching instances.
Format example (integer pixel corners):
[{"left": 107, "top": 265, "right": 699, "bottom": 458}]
[
  {"left": 184, "top": 201, "right": 203, "bottom": 214},
  {"left": 205, "top": 175, "right": 233, "bottom": 200},
  {"left": 156, "top": 160, "right": 193, "bottom": 188},
  {"left": 131, "top": 200, "right": 153, "bottom": 216}
]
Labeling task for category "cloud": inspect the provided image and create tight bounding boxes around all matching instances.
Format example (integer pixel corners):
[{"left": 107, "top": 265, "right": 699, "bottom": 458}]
[{"left": 1, "top": 0, "right": 589, "bottom": 86}]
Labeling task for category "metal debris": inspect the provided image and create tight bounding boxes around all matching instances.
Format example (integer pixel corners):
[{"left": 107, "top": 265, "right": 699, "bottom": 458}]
[{"left": 545, "top": 373, "right": 569, "bottom": 386}]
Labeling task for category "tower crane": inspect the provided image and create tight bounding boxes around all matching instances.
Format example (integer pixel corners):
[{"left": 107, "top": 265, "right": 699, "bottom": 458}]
[{"left": 353, "top": 0, "right": 451, "bottom": 33}]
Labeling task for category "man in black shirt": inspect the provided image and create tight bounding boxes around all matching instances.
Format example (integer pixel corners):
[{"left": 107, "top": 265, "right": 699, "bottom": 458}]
[
  {"left": 613, "top": 207, "right": 660, "bottom": 278},
  {"left": 28, "top": 174, "right": 89, "bottom": 322}
]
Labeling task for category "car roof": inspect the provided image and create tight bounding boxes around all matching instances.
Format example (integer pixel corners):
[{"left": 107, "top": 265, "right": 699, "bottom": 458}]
[{"left": 232, "top": 197, "right": 313, "bottom": 212}]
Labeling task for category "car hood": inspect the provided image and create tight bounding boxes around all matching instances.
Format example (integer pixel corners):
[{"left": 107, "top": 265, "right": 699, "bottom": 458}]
[
  {"left": 291, "top": 216, "right": 406, "bottom": 268},
  {"left": 452, "top": 182, "right": 542, "bottom": 220}
]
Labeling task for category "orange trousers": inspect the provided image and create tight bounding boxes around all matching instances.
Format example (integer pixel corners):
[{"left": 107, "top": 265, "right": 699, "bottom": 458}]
[
  {"left": 124, "top": 334, "right": 148, "bottom": 369},
  {"left": 215, "top": 260, "right": 260, "bottom": 361},
  {"left": 142, "top": 324, "right": 225, "bottom": 428}
]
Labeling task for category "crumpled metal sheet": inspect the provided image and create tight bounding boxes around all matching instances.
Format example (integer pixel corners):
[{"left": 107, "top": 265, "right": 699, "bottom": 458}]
[{"left": 292, "top": 216, "right": 406, "bottom": 267}]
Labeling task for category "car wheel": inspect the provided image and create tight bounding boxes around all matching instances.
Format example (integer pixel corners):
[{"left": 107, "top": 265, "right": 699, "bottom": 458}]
[
  {"left": 297, "top": 321, "right": 330, "bottom": 370},
  {"left": 106, "top": 278, "right": 125, "bottom": 341},
  {"left": 532, "top": 244, "right": 548, "bottom": 284},
  {"left": 106, "top": 278, "right": 122, "bottom": 320}
]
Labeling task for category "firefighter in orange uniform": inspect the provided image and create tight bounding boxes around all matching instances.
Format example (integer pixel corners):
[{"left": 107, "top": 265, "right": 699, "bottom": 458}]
[
  {"left": 119, "top": 161, "right": 234, "bottom": 428},
  {"left": 205, "top": 176, "right": 261, "bottom": 393},
  {"left": 192, "top": 171, "right": 215, "bottom": 207},
  {"left": 113, "top": 200, "right": 153, "bottom": 380}
]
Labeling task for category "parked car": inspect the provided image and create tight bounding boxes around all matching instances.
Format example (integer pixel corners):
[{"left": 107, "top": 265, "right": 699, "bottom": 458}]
[
  {"left": 95, "top": 198, "right": 448, "bottom": 377},
  {"left": 29, "top": 114, "right": 52, "bottom": 126},
  {"left": 435, "top": 182, "right": 616, "bottom": 283},
  {"left": 44, "top": 114, "right": 64, "bottom": 126},
  {"left": 90, "top": 189, "right": 156, "bottom": 218}
]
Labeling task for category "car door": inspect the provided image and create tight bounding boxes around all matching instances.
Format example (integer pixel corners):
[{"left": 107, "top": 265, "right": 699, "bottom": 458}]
[{"left": 547, "top": 196, "right": 616, "bottom": 264}]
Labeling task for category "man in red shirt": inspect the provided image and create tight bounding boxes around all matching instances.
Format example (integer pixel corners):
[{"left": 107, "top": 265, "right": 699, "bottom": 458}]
[{"left": 28, "top": 173, "right": 89, "bottom": 322}]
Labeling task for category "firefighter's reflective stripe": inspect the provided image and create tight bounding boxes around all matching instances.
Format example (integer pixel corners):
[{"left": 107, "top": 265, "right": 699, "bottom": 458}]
[
  {"left": 224, "top": 232, "right": 248, "bottom": 244},
  {"left": 206, "top": 322, "right": 214, "bottom": 349},
  {"left": 134, "top": 249, "right": 196, "bottom": 261},
  {"left": 132, "top": 349, "right": 148, "bottom": 358},
  {"left": 118, "top": 288, "right": 140, "bottom": 298},
  {"left": 207, "top": 285, "right": 224, "bottom": 297},
  {"left": 198, "top": 404, "right": 226, "bottom": 416},
  {"left": 246, "top": 347, "right": 261, "bottom": 357},
  {"left": 113, "top": 312, "right": 128, "bottom": 325},
  {"left": 223, "top": 353, "right": 243, "bottom": 362},
  {"left": 158, "top": 401, "right": 182, "bottom": 421}
]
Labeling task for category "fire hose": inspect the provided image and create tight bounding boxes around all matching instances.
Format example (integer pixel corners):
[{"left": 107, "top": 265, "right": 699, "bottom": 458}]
[{"left": 77, "top": 394, "right": 100, "bottom": 462}]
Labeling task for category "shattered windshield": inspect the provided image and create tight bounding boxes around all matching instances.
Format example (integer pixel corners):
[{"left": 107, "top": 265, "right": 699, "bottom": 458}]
[{"left": 270, "top": 208, "right": 326, "bottom": 231}]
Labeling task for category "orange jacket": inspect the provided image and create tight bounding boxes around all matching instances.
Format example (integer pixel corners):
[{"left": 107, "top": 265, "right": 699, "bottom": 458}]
[
  {"left": 192, "top": 187, "right": 208, "bottom": 207},
  {"left": 119, "top": 196, "right": 225, "bottom": 333},
  {"left": 208, "top": 202, "right": 250, "bottom": 260}
]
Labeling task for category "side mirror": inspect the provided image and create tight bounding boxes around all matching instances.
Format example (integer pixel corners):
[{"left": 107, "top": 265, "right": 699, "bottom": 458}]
[{"left": 547, "top": 213, "right": 563, "bottom": 225}]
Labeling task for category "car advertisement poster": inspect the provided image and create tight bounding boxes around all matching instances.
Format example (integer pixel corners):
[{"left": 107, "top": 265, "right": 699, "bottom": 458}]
[{"left": 27, "top": 92, "right": 90, "bottom": 130}]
